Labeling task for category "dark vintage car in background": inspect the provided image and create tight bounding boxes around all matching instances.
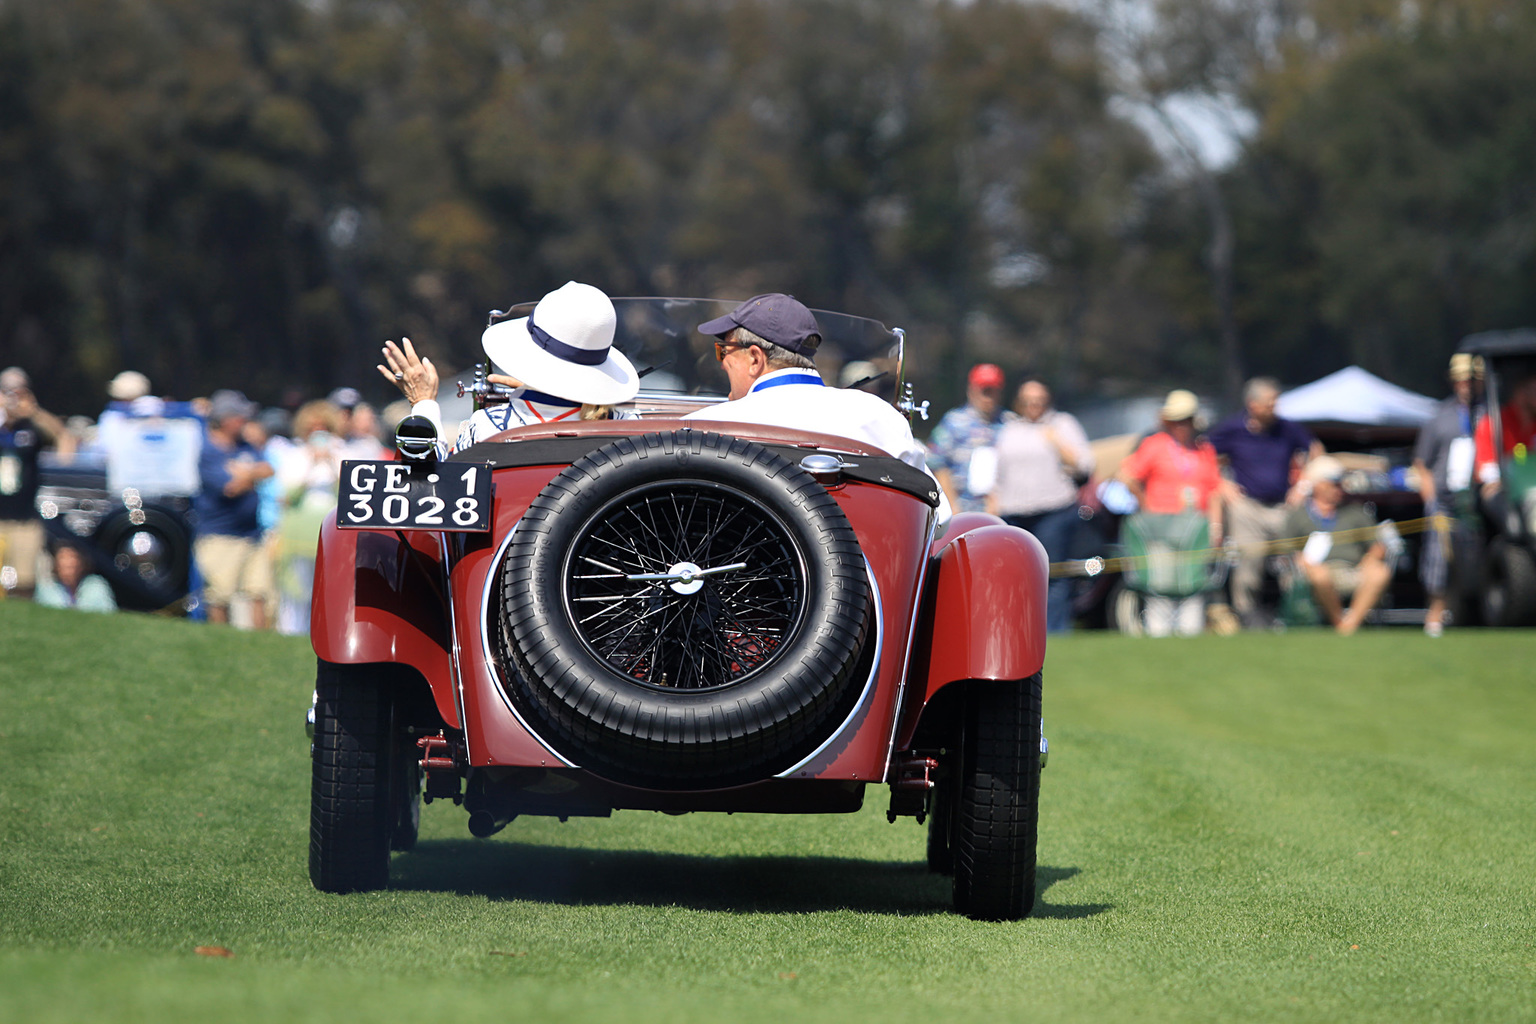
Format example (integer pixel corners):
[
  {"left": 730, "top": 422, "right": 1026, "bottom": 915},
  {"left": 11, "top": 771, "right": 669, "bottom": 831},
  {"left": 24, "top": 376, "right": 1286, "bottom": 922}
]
[
  {"left": 306, "top": 298, "right": 1050, "bottom": 921},
  {"left": 36, "top": 405, "right": 201, "bottom": 612}
]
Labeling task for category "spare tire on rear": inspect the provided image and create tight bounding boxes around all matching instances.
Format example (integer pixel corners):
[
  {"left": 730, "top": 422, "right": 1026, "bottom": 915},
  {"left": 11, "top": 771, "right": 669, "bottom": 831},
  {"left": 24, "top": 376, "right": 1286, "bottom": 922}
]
[{"left": 497, "top": 430, "right": 871, "bottom": 788}]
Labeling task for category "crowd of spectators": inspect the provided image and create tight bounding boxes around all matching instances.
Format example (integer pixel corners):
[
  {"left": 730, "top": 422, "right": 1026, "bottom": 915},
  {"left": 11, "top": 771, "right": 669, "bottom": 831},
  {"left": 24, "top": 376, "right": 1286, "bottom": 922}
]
[
  {"left": 922, "top": 363, "right": 1463, "bottom": 637},
  {"left": 0, "top": 364, "right": 393, "bottom": 633},
  {"left": 0, "top": 346, "right": 1515, "bottom": 639}
]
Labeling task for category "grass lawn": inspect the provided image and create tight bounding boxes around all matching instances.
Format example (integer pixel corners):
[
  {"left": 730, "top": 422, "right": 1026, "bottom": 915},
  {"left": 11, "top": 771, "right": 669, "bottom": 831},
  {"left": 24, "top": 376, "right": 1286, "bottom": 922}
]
[{"left": 1, "top": 601, "right": 1533, "bottom": 1022}]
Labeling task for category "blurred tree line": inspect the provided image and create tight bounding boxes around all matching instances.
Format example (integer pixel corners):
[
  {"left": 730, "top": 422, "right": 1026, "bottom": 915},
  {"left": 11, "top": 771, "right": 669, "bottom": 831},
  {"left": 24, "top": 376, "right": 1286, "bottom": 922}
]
[{"left": 2, "top": 0, "right": 1534, "bottom": 417}]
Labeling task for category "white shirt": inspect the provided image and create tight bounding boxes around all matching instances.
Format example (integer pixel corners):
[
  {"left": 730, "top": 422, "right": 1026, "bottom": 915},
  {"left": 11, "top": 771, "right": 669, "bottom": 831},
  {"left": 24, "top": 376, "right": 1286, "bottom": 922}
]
[
  {"left": 990, "top": 409, "right": 1094, "bottom": 516},
  {"left": 684, "top": 367, "right": 951, "bottom": 523},
  {"left": 411, "top": 394, "right": 635, "bottom": 454}
]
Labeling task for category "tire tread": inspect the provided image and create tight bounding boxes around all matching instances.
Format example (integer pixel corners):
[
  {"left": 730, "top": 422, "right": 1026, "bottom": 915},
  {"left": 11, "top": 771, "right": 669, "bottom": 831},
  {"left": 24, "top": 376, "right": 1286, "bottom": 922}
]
[
  {"left": 309, "top": 661, "right": 392, "bottom": 893},
  {"left": 952, "top": 674, "right": 1042, "bottom": 921}
]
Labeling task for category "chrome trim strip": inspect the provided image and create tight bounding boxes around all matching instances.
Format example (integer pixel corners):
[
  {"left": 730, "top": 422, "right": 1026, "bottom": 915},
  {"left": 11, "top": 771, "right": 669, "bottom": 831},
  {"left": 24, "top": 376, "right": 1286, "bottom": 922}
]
[
  {"left": 477, "top": 522, "right": 580, "bottom": 766},
  {"left": 774, "top": 558, "right": 884, "bottom": 778},
  {"left": 879, "top": 508, "right": 941, "bottom": 781}
]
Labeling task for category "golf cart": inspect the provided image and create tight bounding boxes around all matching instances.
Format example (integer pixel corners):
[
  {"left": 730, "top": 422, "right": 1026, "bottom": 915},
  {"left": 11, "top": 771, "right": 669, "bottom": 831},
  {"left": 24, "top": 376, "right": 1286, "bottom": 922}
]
[{"left": 1460, "top": 329, "right": 1536, "bottom": 626}]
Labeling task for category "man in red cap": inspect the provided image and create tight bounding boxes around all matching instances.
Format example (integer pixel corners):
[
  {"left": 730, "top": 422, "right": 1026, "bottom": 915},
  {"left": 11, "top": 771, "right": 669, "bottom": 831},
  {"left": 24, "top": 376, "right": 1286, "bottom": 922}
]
[{"left": 926, "top": 363, "right": 1006, "bottom": 513}]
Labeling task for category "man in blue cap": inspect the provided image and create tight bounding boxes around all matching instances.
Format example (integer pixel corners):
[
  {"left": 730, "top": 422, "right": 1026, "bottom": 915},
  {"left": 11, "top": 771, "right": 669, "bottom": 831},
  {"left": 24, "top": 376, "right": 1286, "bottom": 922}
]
[
  {"left": 685, "top": 293, "right": 949, "bottom": 521},
  {"left": 195, "top": 389, "right": 274, "bottom": 628}
]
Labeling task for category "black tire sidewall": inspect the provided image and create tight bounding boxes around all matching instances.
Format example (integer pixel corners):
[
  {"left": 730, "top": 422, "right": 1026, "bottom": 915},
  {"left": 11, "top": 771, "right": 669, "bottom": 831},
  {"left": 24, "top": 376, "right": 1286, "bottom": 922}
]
[
  {"left": 500, "top": 430, "right": 870, "bottom": 786},
  {"left": 1483, "top": 536, "right": 1536, "bottom": 626}
]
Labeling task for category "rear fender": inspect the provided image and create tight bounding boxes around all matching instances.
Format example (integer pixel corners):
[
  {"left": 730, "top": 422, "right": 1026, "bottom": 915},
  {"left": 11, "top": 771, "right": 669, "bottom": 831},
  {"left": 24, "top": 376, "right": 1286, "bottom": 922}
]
[
  {"left": 309, "top": 512, "right": 459, "bottom": 728},
  {"left": 928, "top": 510, "right": 1007, "bottom": 558},
  {"left": 896, "top": 523, "right": 1048, "bottom": 749}
]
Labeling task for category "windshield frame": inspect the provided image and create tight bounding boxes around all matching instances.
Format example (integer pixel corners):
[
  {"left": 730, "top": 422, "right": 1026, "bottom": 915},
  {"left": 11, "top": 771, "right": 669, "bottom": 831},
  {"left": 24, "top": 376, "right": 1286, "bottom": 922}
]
[{"left": 485, "top": 296, "right": 905, "bottom": 399}]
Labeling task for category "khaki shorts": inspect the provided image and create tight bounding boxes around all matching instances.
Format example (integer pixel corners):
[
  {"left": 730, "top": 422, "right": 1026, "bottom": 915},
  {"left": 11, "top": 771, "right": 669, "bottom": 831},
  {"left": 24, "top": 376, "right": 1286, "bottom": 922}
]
[
  {"left": 0, "top": 518, "right": 44, "bottom": 590},
  {"left": 196, "top": 534, "right": 274, "bottom": 608},
  {"left": 1323, "top": 560, "right": 1362, "bottom": 597}
]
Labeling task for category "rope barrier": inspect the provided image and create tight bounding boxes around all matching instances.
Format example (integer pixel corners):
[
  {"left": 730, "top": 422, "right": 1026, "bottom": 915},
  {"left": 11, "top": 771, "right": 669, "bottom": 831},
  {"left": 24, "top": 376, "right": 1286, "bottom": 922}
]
[{"left": 1047, "top": 514, "right": 1458, "bottom": 579}]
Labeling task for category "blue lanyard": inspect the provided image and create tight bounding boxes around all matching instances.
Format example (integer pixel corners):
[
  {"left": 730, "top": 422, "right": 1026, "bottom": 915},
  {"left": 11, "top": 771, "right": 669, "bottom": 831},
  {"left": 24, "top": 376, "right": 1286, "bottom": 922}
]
[{"left": 750, "top": 372, "right": 825, "bottom": 393}]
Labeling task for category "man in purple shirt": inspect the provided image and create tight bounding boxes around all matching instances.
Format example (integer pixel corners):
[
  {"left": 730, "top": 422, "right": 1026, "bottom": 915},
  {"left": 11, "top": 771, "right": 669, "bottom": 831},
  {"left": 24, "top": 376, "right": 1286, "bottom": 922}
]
[{"left": 1208, "top": 376, "right": 1321, "bottom": 628}]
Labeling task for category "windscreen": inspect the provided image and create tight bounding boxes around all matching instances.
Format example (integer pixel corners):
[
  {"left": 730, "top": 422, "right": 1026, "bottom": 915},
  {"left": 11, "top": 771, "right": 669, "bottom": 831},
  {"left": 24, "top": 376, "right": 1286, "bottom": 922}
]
[{"left": 491, "top": 297, "right": 902, "bottom": 398}]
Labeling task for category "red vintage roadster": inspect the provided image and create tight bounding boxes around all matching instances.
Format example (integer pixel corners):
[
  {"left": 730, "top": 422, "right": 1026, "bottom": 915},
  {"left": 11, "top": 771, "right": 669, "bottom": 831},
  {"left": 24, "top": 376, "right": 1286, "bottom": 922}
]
[{"left": 306, "top": 299, "right": 1049, "bottom": 920}]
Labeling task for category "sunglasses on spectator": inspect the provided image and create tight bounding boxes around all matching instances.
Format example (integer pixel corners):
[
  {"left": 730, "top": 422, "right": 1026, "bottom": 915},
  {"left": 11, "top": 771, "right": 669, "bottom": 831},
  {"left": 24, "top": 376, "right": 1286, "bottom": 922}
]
[{"left": 714, "top": 341, "right": 750, "bottom": 362}]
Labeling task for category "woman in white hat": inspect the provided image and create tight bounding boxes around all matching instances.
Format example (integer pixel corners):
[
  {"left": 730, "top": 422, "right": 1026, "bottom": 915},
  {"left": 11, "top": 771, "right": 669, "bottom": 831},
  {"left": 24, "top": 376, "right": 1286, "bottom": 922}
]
[{"left": 378, "top": 281, "right": 641, "bottom": 452}]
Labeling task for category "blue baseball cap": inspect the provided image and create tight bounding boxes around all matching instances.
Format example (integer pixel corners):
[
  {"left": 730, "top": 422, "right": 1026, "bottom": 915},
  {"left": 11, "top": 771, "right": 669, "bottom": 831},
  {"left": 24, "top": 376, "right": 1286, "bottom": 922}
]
[{"left": 697, "top": 293, "right": 822, "bottom": 356}]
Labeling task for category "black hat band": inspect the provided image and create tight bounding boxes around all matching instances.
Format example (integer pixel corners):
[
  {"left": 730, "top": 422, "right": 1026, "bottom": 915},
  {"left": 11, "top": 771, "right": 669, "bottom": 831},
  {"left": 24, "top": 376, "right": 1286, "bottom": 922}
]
[{"left": 528, "top": 315, "right": 608, "bottom": 366}]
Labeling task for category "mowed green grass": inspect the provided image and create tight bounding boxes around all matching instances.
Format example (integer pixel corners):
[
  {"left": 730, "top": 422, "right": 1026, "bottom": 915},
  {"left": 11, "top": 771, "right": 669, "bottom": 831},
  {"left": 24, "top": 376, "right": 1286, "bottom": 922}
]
[{"left": 1, "top": 602, "right": 1533, "bottom": 1023}]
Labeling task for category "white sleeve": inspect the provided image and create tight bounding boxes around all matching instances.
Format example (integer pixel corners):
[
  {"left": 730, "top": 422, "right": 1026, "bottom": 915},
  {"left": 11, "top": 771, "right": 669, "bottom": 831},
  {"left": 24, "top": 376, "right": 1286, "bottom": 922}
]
[{"left": 410, "top": 399, "right": 444, "bottom": 438}]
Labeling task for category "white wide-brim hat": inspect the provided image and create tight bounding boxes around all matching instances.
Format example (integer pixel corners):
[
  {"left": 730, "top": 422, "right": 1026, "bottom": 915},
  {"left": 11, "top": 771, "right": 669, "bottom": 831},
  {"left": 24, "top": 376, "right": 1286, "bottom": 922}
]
[{"left": 481, "top": 281, "right": 639, "bottom": 406}]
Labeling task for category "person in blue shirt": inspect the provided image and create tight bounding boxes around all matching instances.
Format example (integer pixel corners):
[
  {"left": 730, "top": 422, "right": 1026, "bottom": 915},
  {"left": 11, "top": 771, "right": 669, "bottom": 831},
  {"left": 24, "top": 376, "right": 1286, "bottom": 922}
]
[
  {"left": 195, "top": 390, "right": 273, "bottom": 628},
  {"left": 1208, "top": 377, "right": 1322, "bottom": 629},
  {"left": 926, "top": 363, "right": 1006, "bottom": 513}
]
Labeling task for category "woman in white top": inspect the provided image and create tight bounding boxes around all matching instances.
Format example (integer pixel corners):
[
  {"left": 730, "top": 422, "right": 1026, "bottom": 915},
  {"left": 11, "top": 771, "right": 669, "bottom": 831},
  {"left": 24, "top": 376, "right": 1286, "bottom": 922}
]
[
  {"left": 378, "top": 281, "right": 641, "bottom": 452},
  {"left": 987, "top": 379, "right": 1094, "bottom": 633}
]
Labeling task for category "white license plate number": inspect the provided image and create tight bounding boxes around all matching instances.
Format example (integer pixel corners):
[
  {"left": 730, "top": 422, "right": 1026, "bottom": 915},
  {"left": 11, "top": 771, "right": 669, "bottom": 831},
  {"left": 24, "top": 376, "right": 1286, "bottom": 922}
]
[{"left": 337, "top": 460, "right": 492, "bottom": 532}]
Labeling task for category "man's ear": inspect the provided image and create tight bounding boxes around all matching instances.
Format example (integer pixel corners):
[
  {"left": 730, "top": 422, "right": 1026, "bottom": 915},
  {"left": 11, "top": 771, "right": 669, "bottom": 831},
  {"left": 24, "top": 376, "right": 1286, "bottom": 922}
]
[{"left": 748, "top": 345, "right": 769, "bottom": 377}]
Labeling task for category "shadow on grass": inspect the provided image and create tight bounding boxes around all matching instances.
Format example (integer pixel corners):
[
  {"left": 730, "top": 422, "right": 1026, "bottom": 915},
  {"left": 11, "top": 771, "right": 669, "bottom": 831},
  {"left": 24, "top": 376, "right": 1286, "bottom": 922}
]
[{"left": 390, "top": 840, "right": 1109, "bottom": 919}]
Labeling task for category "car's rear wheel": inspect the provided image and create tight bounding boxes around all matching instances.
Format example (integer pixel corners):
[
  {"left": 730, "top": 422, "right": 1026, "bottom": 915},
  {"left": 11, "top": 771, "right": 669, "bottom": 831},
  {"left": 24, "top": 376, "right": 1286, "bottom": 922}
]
[
  {"left": 309, "top": 660, "right": 422, "bottom": 892},
  {"left": 952, "top": 674, "right": 1042, "bottom": 921},
  {"left": 498, "top": 430, "right": 870, "bottom": 788},
  {"left": 1481, "top": 536, "right": 1536, "bottom": 627}
]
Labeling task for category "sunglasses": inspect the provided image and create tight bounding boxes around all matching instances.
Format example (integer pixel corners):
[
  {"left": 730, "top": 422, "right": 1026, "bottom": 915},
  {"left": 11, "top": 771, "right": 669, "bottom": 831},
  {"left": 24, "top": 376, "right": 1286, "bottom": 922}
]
[{"left": 714, "top": 341, "right": 749, "bottom": 362}]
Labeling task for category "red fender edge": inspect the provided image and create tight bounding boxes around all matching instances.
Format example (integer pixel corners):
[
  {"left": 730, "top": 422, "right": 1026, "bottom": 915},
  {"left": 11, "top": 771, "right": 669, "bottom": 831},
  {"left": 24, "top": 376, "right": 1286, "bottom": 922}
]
[
  {"left": 896, "top": 520, "right": 1048, "bottom": 749},
  {"left": 309, "top": 512, "right": 460, "bottom": 728}
]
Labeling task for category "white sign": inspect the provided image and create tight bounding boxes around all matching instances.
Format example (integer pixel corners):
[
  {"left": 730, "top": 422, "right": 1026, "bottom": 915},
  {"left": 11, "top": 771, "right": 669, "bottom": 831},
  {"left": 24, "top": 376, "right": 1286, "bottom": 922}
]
[{"left": 102, "top": 416, "right": 204, "bottom": 496}]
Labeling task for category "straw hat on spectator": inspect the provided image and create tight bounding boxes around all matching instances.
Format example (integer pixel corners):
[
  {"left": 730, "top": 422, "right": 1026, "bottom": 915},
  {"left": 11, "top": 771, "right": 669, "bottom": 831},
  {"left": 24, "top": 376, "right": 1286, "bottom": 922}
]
[
  {"left": 109, "top": 371, "right": 151, "bottom": 401},
  {"left": 1160, "top": 389, "right": 1200, "bottom": 422},
  {"left": 1448, "top": 353, "right": 1485, "bottom": 381},
  {"left": 1303, "top": 454, "right": 1346, "bottom": 484}
]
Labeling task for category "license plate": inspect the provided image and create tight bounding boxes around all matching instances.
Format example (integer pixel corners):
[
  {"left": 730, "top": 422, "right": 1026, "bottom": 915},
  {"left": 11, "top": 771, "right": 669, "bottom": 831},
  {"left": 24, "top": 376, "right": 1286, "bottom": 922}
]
[{"left": 337, "top": 460, "right": 492, "bottom": 532}]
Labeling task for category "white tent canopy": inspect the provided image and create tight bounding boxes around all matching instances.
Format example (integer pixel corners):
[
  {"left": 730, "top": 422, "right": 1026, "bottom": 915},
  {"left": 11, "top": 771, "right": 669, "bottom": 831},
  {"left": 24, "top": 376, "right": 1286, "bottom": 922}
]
[{"left": 1276, "top": 365, "right": 1438, "bottom": 426}]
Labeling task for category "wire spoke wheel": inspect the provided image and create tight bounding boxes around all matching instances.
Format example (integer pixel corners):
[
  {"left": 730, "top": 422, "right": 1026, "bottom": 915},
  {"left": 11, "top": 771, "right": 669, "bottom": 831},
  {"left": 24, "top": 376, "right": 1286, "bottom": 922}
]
[
  {"left": 565, "top": 482, "right": 806, "bottom": 691},
  {"left": 498, "top": 431, "right": 870, "bottom": 787}
]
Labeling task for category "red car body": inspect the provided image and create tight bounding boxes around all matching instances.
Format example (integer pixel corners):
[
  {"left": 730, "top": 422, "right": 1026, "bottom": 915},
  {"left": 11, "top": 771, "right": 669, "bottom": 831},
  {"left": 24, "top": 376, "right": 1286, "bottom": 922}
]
[{"left": 306, "top": 301, "right": 1048, "bottom": 920}]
